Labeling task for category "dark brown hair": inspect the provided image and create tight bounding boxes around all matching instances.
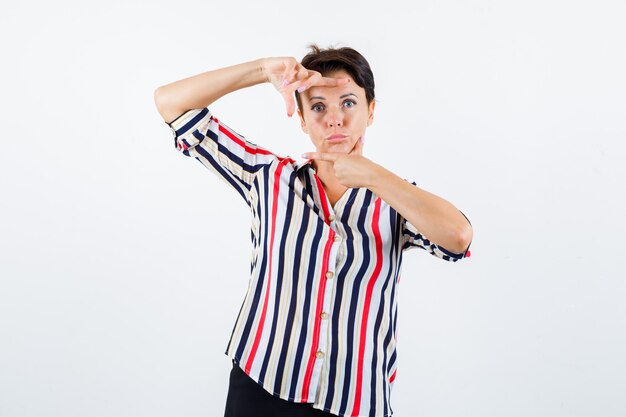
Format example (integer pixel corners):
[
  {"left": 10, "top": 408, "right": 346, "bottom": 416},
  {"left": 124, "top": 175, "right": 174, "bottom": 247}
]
[{"left": 295, "top": 44, "right": 375, "bottom": 114}]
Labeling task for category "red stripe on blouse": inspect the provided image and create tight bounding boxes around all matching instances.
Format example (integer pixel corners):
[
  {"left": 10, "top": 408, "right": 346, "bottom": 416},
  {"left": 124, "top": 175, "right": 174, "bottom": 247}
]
[
  {"left": 244, "top": 159, "right": 288, "bottom": 373},
  {"left": 217, "top": 122, "right": 274, "bottom": 155},
  {"left": 301, "top": 228, "right": 336, "bottom": 401},
  {"left": 352, "top": 197, "right": 383, "bottom": 416},
  {"left": 390, "top": 369, "right": 397, "bottom": 383}
]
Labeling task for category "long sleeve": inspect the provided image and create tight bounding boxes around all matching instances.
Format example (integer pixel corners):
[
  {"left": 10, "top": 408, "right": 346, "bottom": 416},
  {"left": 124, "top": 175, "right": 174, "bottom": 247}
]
[
  {"left": 167, "top": 107, "right": 277, "bottom": 205},
  {"left": 400, "top": 181, "right": 472, "bottom": 261}
]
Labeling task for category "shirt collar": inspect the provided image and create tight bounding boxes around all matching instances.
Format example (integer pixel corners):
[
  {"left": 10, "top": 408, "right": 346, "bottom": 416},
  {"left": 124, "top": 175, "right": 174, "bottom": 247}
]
[{"left": 294, "top": 156, "right": 315, "bottom": 173}]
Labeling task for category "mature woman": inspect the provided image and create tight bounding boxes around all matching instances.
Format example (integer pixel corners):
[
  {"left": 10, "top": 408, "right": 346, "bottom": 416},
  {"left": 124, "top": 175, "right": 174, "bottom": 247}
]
[{"left": 154, "top": 44, "right": 473, "bottom": 417}]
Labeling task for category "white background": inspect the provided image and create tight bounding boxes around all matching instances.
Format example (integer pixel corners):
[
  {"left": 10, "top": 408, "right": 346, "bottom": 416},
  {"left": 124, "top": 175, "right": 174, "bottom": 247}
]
[{"left": 1, "top": 0, "right": 625, "bottom": 416}]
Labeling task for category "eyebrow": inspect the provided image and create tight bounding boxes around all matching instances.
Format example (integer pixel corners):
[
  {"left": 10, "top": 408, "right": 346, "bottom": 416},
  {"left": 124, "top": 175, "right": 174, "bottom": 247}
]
[{"left": 308, "top": 93, "right": 358, "bottom": 101}]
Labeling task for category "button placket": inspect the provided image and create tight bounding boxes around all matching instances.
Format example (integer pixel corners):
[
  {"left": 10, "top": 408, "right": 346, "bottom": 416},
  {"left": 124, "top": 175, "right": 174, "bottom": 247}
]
[
  {"left": 316, "top": 231, "right": 338, "bottom": 366},
  {"left": 336, "top": 246, "right": 343, "bottom": 265},
  {"left": 325, "top": 234, "right": 340, "bottom": 281}
]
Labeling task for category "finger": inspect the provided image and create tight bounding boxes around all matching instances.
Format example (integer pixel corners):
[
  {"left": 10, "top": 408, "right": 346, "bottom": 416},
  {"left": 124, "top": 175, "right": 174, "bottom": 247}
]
[
  {"left": 292, "top": 72, "right": 350, "bottom": 93},
  {"left": 281, "top": 62, "right": 297, "bottom": 86},
  {"left": 301, "top": 152, "right": 341, "bottom": 162},
  {"left": 283, "top": 69, "right": 309, "bottom": 93},
  {"left": 293, "top": 72, "right": 321, "bottom": 93},
  {"left": 282, "top": 91, "right": 295, "bottom": 117},
  {"left": 315, "top": 76, "right": 351, "bottom": 87},
  {"left": 295, "top": 66, "right": 309, "bottom": 81}
]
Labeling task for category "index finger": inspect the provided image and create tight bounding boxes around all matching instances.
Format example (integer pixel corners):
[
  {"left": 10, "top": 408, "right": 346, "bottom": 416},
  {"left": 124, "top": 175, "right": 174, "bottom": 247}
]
[
  {"left": 301, "top": 151, "right": 342, "bottom": 161},
  {"left": 313, "top": 76, "right": 351, "bottom": 87}
]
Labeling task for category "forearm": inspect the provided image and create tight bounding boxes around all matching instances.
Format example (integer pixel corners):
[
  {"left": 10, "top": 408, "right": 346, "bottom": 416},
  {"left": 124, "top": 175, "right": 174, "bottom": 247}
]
[
  {"left": 154, "top": 58, "right": 267, "bottom": 124},
  {"left": 369, "top": 165, "right": 472, "bottom": 253}
]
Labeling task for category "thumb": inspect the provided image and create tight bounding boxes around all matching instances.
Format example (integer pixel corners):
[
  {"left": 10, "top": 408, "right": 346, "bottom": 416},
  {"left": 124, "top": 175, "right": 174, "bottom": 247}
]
[{"left": 282, "top": 91, "right": 295, "bottom": 117}]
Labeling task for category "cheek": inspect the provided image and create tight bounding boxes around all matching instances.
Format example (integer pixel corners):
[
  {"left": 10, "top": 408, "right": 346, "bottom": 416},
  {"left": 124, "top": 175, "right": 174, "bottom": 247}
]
[{"left": 310, "top": 125, "right": 324, "bottom": 137}]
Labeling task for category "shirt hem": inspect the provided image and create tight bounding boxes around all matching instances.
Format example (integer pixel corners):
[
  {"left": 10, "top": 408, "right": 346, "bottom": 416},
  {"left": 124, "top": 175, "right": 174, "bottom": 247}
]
[{"left": 226, "top": 353, "right": 315, "bottom": 404}]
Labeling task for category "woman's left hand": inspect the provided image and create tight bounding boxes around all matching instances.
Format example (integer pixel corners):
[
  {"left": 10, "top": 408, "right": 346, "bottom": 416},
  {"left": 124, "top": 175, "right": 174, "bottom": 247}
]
[{"left": 302, "top": 136, "right": 381, "bottom": 189}]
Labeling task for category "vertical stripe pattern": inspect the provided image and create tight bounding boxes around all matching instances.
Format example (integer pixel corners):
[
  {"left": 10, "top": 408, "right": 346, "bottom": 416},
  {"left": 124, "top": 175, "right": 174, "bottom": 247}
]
[{"left": 166, "top": 107, "right": 472, "bottom": 417}]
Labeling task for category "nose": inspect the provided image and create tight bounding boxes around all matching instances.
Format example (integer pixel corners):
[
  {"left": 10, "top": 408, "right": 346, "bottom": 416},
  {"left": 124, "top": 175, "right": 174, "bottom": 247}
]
[{"left": 325, "top": 106, "right": 343, "bottom": 127}]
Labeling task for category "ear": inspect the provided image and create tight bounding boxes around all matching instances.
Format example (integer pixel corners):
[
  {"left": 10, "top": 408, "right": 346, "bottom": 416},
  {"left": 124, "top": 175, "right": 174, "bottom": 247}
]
[
  {"left": 297, "top": 108, "right": 308, "bottom": 133},
  {"left": 367, "top": 99, "right": 376, "bottom": 127}
]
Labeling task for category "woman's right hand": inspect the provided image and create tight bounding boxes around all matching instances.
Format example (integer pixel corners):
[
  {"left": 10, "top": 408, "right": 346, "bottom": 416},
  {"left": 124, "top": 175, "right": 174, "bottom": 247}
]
[{"left": 260, "top": 57, "right": 350, "bottom": 118}]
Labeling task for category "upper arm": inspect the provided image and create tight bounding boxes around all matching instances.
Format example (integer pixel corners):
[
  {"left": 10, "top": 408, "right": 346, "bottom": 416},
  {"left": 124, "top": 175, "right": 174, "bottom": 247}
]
[{"left": 154, "top": 88, "right": 187, "bottom": 125}]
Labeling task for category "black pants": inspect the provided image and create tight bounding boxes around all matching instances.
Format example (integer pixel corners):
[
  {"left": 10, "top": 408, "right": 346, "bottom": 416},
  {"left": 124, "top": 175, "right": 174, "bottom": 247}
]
[{"left": 224, "top": 359, "right": 336, "bottom": 417}]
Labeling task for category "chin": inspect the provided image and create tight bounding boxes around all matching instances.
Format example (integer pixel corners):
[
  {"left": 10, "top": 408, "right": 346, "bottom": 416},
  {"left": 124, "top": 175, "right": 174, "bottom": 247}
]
[{"left": 327, "top": 141, "right": 353, "bottom": 150}]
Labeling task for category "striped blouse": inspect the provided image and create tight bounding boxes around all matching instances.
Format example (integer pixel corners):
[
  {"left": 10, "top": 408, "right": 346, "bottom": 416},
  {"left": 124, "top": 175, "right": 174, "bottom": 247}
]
[{"left": 166, "top": 107, "right": 471, "bottom": 417}]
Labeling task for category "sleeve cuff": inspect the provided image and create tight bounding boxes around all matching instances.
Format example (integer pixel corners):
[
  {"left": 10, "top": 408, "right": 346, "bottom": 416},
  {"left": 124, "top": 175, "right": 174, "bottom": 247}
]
[{"left": 165, "top": 107, "right": 212, "bottom": 152}]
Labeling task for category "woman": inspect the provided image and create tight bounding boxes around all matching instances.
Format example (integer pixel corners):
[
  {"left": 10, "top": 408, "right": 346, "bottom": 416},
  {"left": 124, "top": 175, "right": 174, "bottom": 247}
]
[{"left": 154, "top": 44, "right": 473, "bottom": 417}]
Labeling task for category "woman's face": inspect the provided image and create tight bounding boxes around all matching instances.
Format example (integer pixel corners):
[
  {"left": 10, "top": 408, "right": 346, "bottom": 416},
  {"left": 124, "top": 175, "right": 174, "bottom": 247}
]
[{"left": 297, "top": 69, "right": 375, "bottom": 155}]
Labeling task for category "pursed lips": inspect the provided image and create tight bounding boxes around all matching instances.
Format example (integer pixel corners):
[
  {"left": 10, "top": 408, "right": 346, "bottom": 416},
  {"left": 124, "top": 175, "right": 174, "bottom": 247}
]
[{"left": 326, "top": 134, "right": 347, "bottom": 141}]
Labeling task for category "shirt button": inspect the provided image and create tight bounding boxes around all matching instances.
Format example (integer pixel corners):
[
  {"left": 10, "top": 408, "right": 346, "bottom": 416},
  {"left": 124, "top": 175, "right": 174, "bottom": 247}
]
[
  {"left": 334, "top": 235, "right": 341, "bottom": 242},
  {"left": 325, "top": 271, "right": 334, "bottom": 279},
  {"left": 328, "top": 215, "right": 335, "bottom": 222},
  {"left": 321, "top": 312, "right": 329, "bottom": 319},
  {"left": 316, "top": 351, "right": 325, "bottom": 359}
]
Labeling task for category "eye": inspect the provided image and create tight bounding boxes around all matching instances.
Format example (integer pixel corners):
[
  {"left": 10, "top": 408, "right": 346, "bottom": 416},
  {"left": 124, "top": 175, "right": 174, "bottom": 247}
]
[{"left": 311, "top": 99, "right": 357, "bottom": 113}]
